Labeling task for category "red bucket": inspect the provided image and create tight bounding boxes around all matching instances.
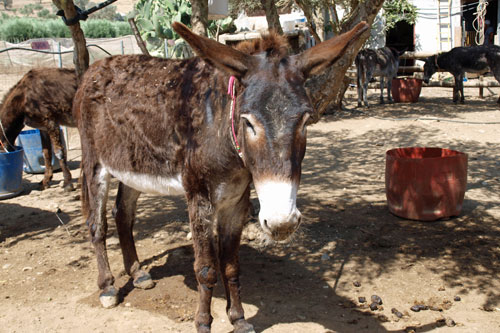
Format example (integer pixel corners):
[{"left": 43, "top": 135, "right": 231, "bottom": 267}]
[{"left": 385, "top": 147, "right": 468, "bottom": 221}]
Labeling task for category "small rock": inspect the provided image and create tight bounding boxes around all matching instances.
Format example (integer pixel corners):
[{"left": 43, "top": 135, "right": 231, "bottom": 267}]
[
  {"left": 445, "top": 317, "right": 456, "bottom": 327},
  {"left": 321, "top": 253, "right": 330, "bottom": 261},
  {"left": 436, "top": 319, "right": 446, "bottom": 327},
  {"left": 22, "top": 266, "right": 33, "bottom": 272},
  {"left": 378, "top": 314, "right": 389, "bottom": 322},
  {"left": 454, "top": 296, "right": 461, "bottom": 302},
  {"left": 410, "top": 305, "right": 421, "bottom": 312},
  {"left": 369, "top": 302, "right": 379, "bottom": 311},
  {"left": 371, "top": 295, "right": 383, "bottom": 305},
  {"left": 353, "top": 281, "right": 361, "bottom": 287},
  {"left": 391, "top": 308, "right": 403, "bottom": 318},
  {"left": 125, "top": 302, "right": 131, "bottom": 307},
  {"left": 358, "top": 296, "right": 367, "bottom": 303},
  {"left": 72, "top": 194, "right": 81, "bottom": 201},
  {"left": 2, "top": 264, "right": 11, "bottom": 270},
  {"left": 438, "top": 286, "right": 446, "bottom": 291},
  {"left": 186, "top": 232, "right": 192, "bottom": 241}
]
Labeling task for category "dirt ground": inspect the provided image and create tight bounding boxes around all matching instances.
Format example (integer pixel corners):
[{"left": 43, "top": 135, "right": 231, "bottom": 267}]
[{"left": 0, "top": 69, "right": 499, "bottom": 333}]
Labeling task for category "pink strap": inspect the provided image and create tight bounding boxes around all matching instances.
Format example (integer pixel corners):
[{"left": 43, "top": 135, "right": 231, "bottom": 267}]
[
  {"left": 228, "top": 75, "right": 236, "bottom": 97},
  {"left": 227, "top": 76, "right": 242, "bottom": 158}
]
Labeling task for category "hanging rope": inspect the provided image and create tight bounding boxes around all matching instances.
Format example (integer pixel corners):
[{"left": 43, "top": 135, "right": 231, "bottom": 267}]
[{"left": 473, "top": 0, "right": 489, "bottom": 45}]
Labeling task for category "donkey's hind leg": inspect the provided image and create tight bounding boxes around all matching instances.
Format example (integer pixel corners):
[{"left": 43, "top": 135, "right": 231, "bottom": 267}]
[
  {"left": 114, "top": 182, "right": 154, "bottom": 290},
  {"left": 47, "top": 125, "right": 73, "bottom": 192},
  {"left": 84, "top": 165, "right": 117, "bottom": 308},
  {"left": 387, "top": 76, "right": 393, "bottom": 103},
  {"left": 379, "top": 77, "right": 385, "bottom": 104},
  {"left": 39, "top": 130, "right": 54, "bottom": 190}
]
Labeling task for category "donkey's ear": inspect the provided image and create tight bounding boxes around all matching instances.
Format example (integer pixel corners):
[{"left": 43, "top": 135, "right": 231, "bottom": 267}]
[
  {"left": 296, "top": 21, "right": 369, "bottom": 77},
  {"left": 173, "top": 22, "right": 253, "bottom": 78}
]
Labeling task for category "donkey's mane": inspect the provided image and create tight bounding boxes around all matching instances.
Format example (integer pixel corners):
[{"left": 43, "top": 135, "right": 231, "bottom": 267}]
[{"left": 235, "top": 32, "right": 290, "bottom": 59}]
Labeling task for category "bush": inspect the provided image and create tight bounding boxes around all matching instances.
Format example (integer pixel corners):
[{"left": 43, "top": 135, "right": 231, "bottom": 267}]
[
  {"left": 0, "top": 18, "right": 37, "bottom": 41},
  {"left": 82, "top": 19, "right": 117, "bottom": 38},
  {"left": 115, "top": 21, "right": 132, "bottom": 36},
  {"left": 45, "top": 19, "right": 71, "bottom": 38},
  {"left": 0, "top": 17, "right": 131, "bottom": 42},
  {"left": 37, "top": 9, "right": 57, "bottom": 19}
]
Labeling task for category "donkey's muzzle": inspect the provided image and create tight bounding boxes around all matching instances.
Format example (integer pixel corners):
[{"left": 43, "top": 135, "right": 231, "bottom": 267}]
[{"left": 260, "top": 209, "right": 302, "bottom": 241}]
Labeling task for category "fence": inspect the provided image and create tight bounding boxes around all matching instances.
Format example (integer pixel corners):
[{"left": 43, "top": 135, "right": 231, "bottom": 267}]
[{"left": 0, "top": 35, "right": 143, "bottom": 69}]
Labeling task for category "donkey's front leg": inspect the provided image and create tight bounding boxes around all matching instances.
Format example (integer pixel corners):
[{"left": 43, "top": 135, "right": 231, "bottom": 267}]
[
  {"left": 188, "top": 194, "right": 218, "bottom": 333},
  {"left": 218, "top": 198, "right": 255, "bottom": 333},
  {"left": 458, "top": 74, "right": 465, "bottom": 104},
  {"left": 114, "top": 182, "right": 154, "bottom": 290},
  {"left": 39, "top": 130, "right": 53, "bottom": 190}
]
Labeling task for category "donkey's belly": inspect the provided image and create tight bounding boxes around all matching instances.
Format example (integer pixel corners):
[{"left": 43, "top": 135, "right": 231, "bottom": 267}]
[{"left": 105, "top": 165, "right": 185, "bottom": 196}]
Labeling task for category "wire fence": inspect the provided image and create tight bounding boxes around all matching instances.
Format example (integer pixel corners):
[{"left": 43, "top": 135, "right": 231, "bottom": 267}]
[{"left": 0, "top": 35, "right": 143, "bottom": 69}]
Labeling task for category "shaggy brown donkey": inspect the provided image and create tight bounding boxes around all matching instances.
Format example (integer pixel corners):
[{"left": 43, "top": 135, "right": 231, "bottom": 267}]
[
  {"left": 0, "top": 68, "right": 77, "bottom": 191},
  {"left": 74, "top": 22, "right": 368, "bottom": 332}
]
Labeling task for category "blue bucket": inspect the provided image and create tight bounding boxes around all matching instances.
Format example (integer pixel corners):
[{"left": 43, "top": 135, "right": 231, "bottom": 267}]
[
  {"left": 16, "top": 129, "right": 61, "bottom": 174},
  {"left": 0, "top": 146, "right": 24, "bottom": 199}
]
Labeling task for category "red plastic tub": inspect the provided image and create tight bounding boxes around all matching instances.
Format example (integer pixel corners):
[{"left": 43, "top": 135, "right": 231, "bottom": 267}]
[
  {"left": 391, "top": 78, "right": 423, "bottom": 103},
  {"left": 385, "top": 147, "right": 468, "bottom": 221}
]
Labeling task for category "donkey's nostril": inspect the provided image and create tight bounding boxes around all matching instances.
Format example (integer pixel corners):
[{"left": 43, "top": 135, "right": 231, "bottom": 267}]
[{"left": 263, "top": 219, "right": 269, "bottom": 229}]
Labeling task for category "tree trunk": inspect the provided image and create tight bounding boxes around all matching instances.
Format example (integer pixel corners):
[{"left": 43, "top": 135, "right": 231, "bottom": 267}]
[
  {"left": 306, "top": 0, "right": 385, "bottom": 122},
  {"left": 52, "top": 0, "right": 89, "bottom": 81},
  {"left": 190, "top": 0, "right": 208, "bottom": 36},
  {"left": 260, "top": 0, "right": 283, "bottom": 35},
  {"left": 294, "top": 0, "right": 322, "bottom": 43}
]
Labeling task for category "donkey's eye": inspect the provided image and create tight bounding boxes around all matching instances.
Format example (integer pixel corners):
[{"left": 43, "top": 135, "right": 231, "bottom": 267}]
[{"left": 244, "top": 118, "right": 256, "bottom": 136}]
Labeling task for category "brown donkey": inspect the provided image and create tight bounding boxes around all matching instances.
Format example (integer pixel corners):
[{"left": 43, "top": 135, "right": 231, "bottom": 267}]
[
  {"left": 0, "top": 68, "right": 77, "bottom": 191},
  {"left": 74, "top": 22, "right": 368, "bottom": 332}
]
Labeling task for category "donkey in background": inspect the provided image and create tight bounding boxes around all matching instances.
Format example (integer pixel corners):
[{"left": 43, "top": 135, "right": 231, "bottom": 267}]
[
  {"left": 356, "top": 46, "right": 401, "bottom": 107},
  {"left": 74, "top": 21, "right": 368, "bottom": 332},
  {"left": 423, "top": 45, "right": 500, "bottom": 104},
  {"left": 0, "top": 68, "right": 77, "bottom": 191}
]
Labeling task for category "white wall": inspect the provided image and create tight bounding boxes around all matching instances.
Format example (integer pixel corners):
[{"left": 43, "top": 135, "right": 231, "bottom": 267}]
[{"left": 412, "top": 0, "right": 462, "bottom": 53}]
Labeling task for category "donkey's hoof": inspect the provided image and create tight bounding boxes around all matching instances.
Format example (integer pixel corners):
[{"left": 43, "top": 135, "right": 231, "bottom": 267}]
[
  {"left": 39, "top": 181, "right": 49, "bottom": 191},
  {"left": 99, "top": 286, "right": 119, "bottom": 308},
  {"left": 133, "top": 271, "right": 155, "bottom": 289},
  {"left": 63, "top": 183, "right": 74, "bottom": 192},
  {"left": 234, "top": 319, "right": 255, "bottom": 333}
]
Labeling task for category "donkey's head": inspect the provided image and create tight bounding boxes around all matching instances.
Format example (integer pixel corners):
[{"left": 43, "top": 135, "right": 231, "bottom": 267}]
[
  {"left": 174, "top": 22, "right": 368, "bottom": 241},
  {"left": 423, "top": 55, "right": 438, "bottom": 84}
]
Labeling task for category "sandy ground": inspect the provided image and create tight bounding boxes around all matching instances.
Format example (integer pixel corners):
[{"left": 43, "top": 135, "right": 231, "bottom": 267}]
[{"left": 0, "top": 69, "right": 499, "bottom": 333}]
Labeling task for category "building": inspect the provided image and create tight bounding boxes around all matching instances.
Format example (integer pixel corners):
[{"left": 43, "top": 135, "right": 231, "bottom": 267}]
[{"left": 387, "top": 0, "right": 499, "bottom": 54}]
